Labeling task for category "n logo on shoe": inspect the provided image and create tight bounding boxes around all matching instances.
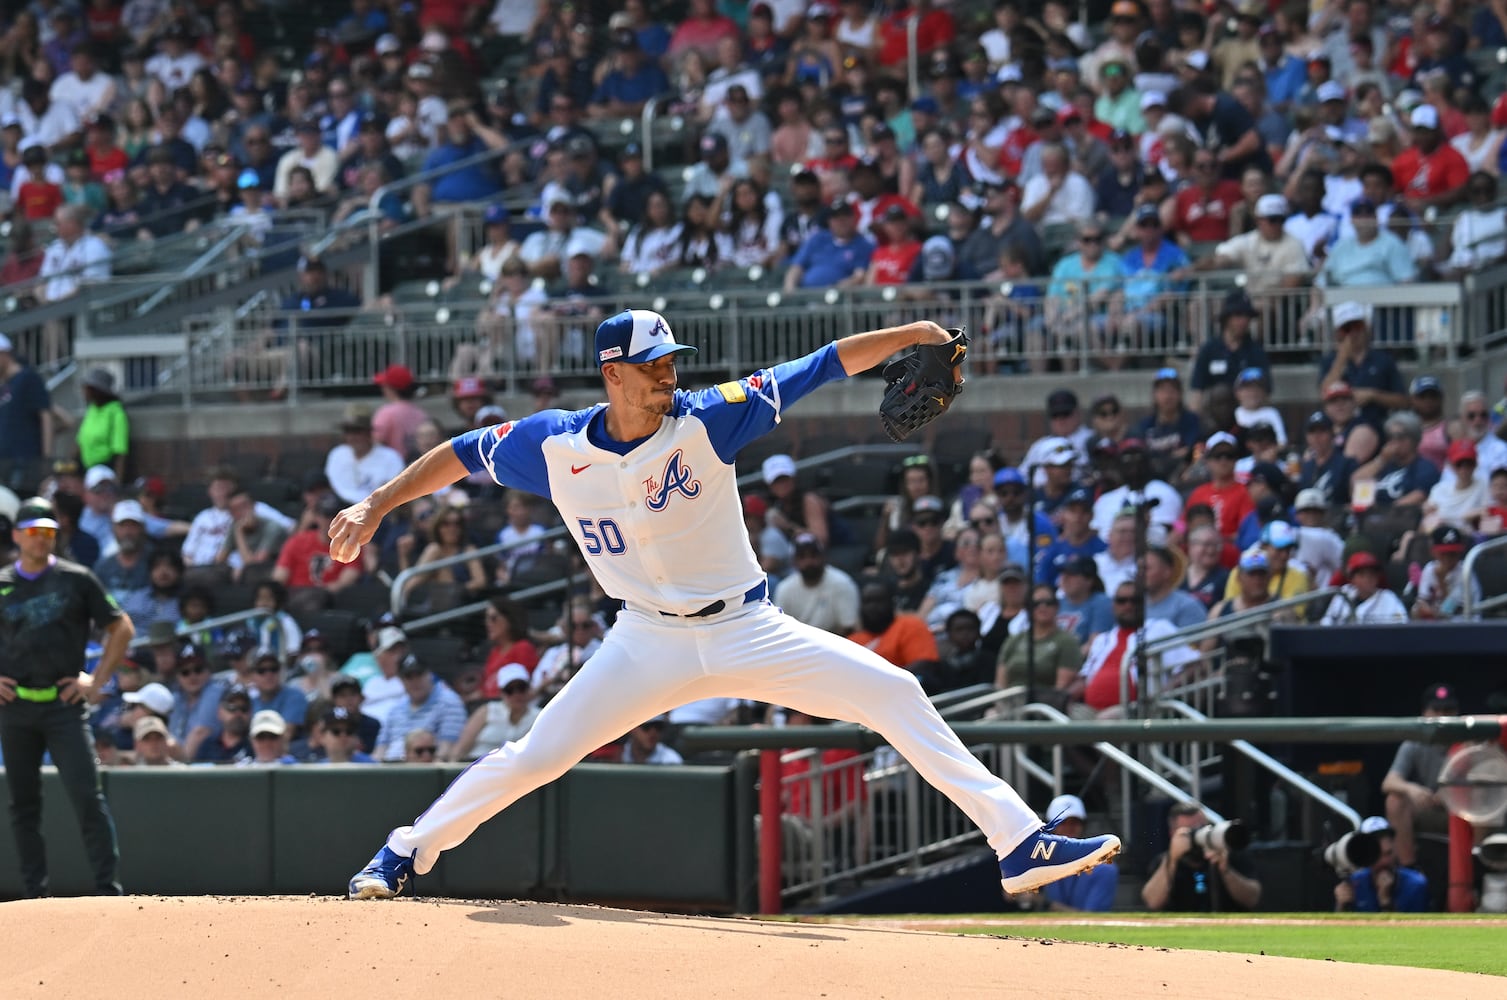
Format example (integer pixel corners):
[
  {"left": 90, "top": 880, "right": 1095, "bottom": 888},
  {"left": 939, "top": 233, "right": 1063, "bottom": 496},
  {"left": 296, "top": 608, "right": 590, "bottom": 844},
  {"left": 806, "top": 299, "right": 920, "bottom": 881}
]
[{"left": 1030, "top": 841, "right": 1057, "bottom": 861}]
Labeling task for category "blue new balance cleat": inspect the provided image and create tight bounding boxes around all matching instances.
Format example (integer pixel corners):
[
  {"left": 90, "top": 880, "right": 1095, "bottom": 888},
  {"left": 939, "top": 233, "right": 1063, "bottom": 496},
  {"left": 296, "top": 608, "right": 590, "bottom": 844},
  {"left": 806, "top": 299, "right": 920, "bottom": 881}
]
[
  {"left": 998, "top": 821, "right": 1121, "bottom": 896},
  {"left": 347, "top": 845, "right": 415, "bottom": 900}
]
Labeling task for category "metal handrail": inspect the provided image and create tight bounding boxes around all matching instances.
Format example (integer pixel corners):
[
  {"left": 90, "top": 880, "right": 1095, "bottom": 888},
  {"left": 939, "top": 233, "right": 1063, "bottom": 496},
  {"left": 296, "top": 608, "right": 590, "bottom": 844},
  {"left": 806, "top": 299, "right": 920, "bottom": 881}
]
[
  {"left": 641, "top": 95, "right": 662, "bottom": 173},
  {"left": 133, "top": 226, "right": 246, "bottom": 317},
  {"left": 1016, "top": 702, "right": 1224, "bottom": 826},
  {"left": 124, "top": 608, "right": 265, "bottom": 650},
  {"left": 1143, "top": 586, "right": 1340, "bottom": 655},
  {"left": 1156, "top": 699, "right": 1361, "bottom": 831},
  {"left": 388, "top": 524, "right": 573, "bottom": 616},
  {"left": 905, "top": 15, "right": 921, "bottom": 106},
  {"left": 1462, "top": 533, "right": 1507, "bottom": 618},
  {"left": 397, "top": 571, "right": 591, "bottom": 636}
]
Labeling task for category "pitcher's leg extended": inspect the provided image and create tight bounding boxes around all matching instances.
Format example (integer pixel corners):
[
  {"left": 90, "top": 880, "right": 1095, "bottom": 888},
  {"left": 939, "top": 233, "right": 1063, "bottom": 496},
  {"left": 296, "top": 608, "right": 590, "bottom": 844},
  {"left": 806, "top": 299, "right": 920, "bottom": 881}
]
[
  {"left": 720, "top": 608, "right": 1120, "bottom": 894},
  {"left": 349, "top": 618, "right": 705, "bottom": 899}
]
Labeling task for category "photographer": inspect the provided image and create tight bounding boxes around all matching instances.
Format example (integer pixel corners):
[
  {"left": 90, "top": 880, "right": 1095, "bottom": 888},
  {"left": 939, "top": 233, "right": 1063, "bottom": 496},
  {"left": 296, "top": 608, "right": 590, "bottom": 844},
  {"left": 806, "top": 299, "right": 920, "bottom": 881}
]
[
  {"left": 1141, "top": 803, "right": 1263, "bottom": 912},
  {"left": 1333, "top": 816, "right": 1430, "bottom": 913}
]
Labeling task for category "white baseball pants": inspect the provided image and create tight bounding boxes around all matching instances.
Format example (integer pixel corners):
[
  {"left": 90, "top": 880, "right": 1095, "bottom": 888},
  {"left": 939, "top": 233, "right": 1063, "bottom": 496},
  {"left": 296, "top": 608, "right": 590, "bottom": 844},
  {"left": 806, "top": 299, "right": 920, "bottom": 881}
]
[{"left": 387, "top": 602, "right": 1040, "bottom": 874}]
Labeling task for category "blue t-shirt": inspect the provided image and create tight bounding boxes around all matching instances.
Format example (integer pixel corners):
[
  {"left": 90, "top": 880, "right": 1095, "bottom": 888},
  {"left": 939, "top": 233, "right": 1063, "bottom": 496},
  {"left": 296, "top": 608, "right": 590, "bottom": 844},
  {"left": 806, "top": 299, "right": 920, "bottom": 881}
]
[
  {"left": 1349, "top": 865, "right": 1429, "bottom": 912},
  {"left": 251, "top": 685, "right": 310, "bottom": 732},
  {"left": 1041, "top": 861, "right": 1118, "bottom": 911},
  {"left": 1120, "top": 240, "right": 1189, "bottom": 310},
  {"left": 592, "top": 64, "right": 670, "bottom": 107},
  {"left": 425, "top": 137, "right": 502, "bottom": 203},
  {"left": 1372, "top": 456, "right": 1440, "bottom": 506},
  {"left": 1264, "top": 55, "right": 1307, "bottom": 108},
  {"left": 1134, "top": 410, "right": 1203, "bottom": 458},
  {"left": 1058, "top": 592, "right": 1114, "bottom": 645},
  {"left": 0, "top": 364, "right": 51, "bottom": 461},
  {"left": 1048, "top": 251, "right": 1127, "bottom": 302},
  {"left": 792, "top": 229, "right": 875, "bottom": 288},
  {"left": 1036, "top": 535, "right": 1108, "bottom": 586}
]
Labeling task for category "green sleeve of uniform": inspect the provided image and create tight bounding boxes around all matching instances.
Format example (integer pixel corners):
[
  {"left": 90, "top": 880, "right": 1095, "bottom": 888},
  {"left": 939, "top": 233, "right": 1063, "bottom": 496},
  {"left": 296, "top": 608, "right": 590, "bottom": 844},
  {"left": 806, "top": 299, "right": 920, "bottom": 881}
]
[{"left": 108, "top": 401, "right": 131, "bottom": 458}]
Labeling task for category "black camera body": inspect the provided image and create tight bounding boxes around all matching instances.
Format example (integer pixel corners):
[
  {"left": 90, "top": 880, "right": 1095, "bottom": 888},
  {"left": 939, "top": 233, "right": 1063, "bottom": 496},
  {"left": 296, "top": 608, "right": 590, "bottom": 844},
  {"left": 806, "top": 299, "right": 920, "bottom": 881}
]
[{"left": 1187, "top": 818, "right": 1251, "bottom": 861}]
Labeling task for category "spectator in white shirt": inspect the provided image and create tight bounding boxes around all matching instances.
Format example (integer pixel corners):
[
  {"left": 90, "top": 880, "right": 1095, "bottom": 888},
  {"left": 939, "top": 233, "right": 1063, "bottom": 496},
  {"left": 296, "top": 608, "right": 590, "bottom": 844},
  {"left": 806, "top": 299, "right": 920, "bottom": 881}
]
[
  {"left": 1021, "top": 143, "right": 1095, "bottom": 226},
  {"left": 1424, "top": 439, "right": 1488, "bottom": 533},
  {"left": 1320, "top": 552, "right": 1407, "bottom": 624},
  {"left": 49, "top": 43, "right": 117, "bottom": 123},
  {"left": 274, "top": 119, "right": 339, "bottom": 196},
  {"left": 39, "top": 205, "right": 112, "bottom": 304},
  {"left": 325, "top": 404, "right": 406, "bottom": 505},
  {"left": 144, "top": 23, "right": 205, "bottom": 91},
  {"left": 774, "top": 533, "right": 861, "bottom": 634},
  {"left": 1292, "top": 488, "right": 1345, "bottom": 587},
  {"left": 15, "top": 78, "right": 80, "bottom": 148},
  {"left": 1412, "top": 525, "right": 1481, "bottom": 621},
  {"left": 180, "top": 467, "right": 296, "bottom": 567}
]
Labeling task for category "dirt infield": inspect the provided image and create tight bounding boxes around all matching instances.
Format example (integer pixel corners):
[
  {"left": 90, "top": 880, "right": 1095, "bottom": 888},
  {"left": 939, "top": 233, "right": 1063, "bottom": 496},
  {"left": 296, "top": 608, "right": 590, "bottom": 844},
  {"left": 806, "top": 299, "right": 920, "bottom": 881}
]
[{"left": 0, "top": 896, "right": 1501, "bottom": 1000}]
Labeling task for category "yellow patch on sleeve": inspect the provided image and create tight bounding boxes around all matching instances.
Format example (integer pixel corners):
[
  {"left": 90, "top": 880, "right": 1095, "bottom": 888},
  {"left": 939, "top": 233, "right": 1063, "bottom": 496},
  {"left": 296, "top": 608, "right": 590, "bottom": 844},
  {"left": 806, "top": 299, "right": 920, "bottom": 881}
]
[{"left": 716, "top": 381, "right": 748, "bottom": 404}]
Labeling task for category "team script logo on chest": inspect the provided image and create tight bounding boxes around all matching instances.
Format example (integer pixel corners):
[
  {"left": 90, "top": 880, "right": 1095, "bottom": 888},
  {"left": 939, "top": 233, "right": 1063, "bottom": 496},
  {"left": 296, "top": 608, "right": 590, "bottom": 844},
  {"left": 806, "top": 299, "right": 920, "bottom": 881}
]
[{"left": 644, "top": 449, "right": 703, "bottom": 511}]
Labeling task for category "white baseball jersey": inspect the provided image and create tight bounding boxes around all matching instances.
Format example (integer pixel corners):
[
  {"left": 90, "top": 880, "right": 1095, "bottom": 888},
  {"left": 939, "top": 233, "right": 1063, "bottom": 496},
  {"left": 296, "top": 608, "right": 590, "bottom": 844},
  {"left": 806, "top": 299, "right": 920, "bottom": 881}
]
[{"left": 454, "top": 344, "right": 847, "bottom": 615}]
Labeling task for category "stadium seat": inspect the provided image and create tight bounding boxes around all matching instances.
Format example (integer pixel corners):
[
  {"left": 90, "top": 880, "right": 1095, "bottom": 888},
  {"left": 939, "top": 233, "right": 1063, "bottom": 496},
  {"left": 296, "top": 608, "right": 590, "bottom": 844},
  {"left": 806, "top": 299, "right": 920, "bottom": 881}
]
[{"left": 332, "top": 577, "right": 394, "bottom": 620}]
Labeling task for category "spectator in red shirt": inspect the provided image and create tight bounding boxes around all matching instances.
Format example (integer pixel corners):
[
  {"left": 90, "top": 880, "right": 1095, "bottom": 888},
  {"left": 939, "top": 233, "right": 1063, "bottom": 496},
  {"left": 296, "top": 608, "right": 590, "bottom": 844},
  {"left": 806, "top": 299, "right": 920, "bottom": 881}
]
[
  {"left": 866, "top": 206, "right": 923, "bottom": 285},
  {"left": 83, "top": 113, "right": 128, "bottom": 180},
  {"left": 478, "top": 596, "right": 539, "bottom": 699},
  {"left": 1186, "top": 432, "right": 1255, "bottom": 542},
  {"left": 272, "top": 494, "right": 364, "bottom": 597},
  {"left": 371, "top": 364, "right": 428, "bottom": 457},
  {"left": 850, "top": 158, "right": 918, "bottom": 240},
  {"left": 15, "top": 146, "right": 65, "bottom": 221},
  {"left": 1167, "top": 148, "right": 1241, "bottom": 247},
  {"left": 668, "top": 0, "right": 740, "bottom": 63},
  {"left": 879, "top": 0, "right": 956, "bottom": 68},
  {"left": 1391, "top": 104, "right": 1469, "bottom": 211},
  {"left": 804, "top": 126, "right": 860, "bottom": 202}
]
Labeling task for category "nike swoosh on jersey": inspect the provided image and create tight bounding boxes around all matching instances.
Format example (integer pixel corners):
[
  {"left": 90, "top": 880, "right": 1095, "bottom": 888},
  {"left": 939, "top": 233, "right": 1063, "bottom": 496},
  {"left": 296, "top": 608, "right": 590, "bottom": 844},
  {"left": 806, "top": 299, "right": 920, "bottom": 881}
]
[{"left": 571, "top": 464, "right": 591, "bottom": 475}]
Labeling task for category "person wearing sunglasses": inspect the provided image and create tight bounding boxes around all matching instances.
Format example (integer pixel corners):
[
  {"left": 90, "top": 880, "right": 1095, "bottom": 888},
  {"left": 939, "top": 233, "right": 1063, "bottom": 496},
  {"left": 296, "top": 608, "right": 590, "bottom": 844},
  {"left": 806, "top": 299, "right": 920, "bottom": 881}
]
[
  {"left": 248, "top": 651, "right": 309, "bottom": 740},
  {"left": 1442, "top": 391, "right": 1507, "bottom": 489},
  {"left": 376, "top": 654, "right": 467, "bottom": 762},
  {"left": 194, "top": 684, "right": 254, "bottom": 764},
  {"left": 314, "top": 706, "right": 375, "bottom": 765},
  {"left": 0, "top": 495, "right": 133, "bottom": 896},
  {"left": 167, "top": 642, "right": 224, "bottom": 761},
  {"left": 1071, "top": 580, "right": 1198, "bottom": 718}
]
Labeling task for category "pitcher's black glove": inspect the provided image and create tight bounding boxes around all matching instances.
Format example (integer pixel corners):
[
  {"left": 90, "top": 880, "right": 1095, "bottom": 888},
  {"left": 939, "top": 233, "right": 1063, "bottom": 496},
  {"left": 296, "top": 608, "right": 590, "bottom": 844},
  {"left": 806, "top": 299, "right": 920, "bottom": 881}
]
[{"left": 878, "top": 327, "right": 969, "bottom": 442}]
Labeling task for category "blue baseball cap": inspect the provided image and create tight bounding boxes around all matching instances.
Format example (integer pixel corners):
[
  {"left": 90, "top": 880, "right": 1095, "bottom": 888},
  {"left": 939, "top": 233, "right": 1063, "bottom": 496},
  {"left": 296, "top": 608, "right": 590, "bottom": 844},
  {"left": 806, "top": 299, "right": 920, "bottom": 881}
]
[
  {"left": 1410, "top": 374, "right": 1441, "bottom": 396},
  {"left": 1153, "top": 366, "right": 1181, "bottom": 385},
  {"left": 1238, "top": 549, "right": 1270, "bottom": 573},
  {"left": 1235, "top": 366, "right": 1267, "bottom": 386},
  {"left": 993, "top": 467, "right": 1026, "bottom": 489},
  {"left": 594, "top": 309, "right": 697, "bottom": 367},
  {"left": 236, "top": 168, "right": 260, "bottom": 190},
  {"left": 483, "top": 203, "right": 510, "bottom": 225},
  {"left": 1064, "top": 486, "right": 1094, "bottom": 507}
]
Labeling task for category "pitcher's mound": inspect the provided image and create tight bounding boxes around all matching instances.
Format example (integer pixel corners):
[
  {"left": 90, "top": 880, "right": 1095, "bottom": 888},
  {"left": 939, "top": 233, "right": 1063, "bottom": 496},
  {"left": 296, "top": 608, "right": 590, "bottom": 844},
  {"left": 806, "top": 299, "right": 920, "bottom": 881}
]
[{"left": 0, "top": 896, "right": 1497, "bottom": 1000}]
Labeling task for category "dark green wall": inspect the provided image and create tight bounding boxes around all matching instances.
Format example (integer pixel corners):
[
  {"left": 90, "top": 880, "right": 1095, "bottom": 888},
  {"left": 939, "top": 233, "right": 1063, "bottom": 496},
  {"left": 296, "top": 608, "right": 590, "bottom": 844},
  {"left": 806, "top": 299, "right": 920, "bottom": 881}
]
[{"left": 0, "top": 763, "right": 756, "bottom": 910}]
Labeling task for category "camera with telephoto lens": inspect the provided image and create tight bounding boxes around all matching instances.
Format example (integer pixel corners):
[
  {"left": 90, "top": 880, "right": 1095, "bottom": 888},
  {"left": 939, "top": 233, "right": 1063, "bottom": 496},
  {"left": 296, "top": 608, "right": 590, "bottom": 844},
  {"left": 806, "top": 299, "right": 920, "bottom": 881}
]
[
  {"left": 1323, "top": 830, "right": 1380, "bottom": 878},
  {"left": 1187, "top": 819, "right": 1250, "bottom": 860}
]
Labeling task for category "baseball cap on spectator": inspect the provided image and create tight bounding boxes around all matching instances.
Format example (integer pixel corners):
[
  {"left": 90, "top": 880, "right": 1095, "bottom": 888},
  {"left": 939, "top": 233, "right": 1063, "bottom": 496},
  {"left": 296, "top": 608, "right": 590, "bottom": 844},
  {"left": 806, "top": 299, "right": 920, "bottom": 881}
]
[
  {"left": 475, "top": 405, "right": 508, "bottom": 425},
  {"left": 1030, "top": 105, "right": 1057, "bottom": 126},
  {"left": 1359, "top": 815, "right": 1392, "bottom": 835},
  {"left": 880, "top": 204, "right": 909, "bottom": 223},
  {"left": 1316, "top": 81, "right": 1347, "bottom": 104},
  {"left": 123, "top": 682, "right": 175, "bottom": 716},
  {"left": 1140, "top": 91, "right": 1167, "bottom": 111},
  {"left": 315, "top": 493, "right": 344, "bottom": 517},
  {"left": 1057, "top": 107, "right": 1083, "bottom": 127},
  {"left": 1184, "top": 50, "right": 1209, "bottom": 71},
  {"left": 1294, "top": 488, "right": 1327, "bottom": 511},
  {"left": 407, "top": 61, "right": 434, "bottom": 80},
  {"left": 85, "top": 465, "right": 117, "bottom": 491},
  {"left": 1346, "top": 551, "right": 1381, "bottom": 575},
  {"left": 452, "top": 376, "right": 488, "bottom": 400},
  {"left": 1366, "top": 116, "right": 1396, "bottom": 145},
  {"left": 1447, "top": 439, "right": 1478, "bottom": 466},
  {"left": 1219, "top": 289, "right": 1258, "bottom": 319},
  {"left": 1064, "top": 487, "right": 1094, "bottom": 508},
  {"left": 1409, "top": 105, "right": 1440, "bottom": 131},
  {"left": 1134, "top": 203, "right": 1160, "bottom": 226},
  {"left": 1047, "top": 793, "right": 1088, "bottom": 822},
  {"left": 871, "top": 122, "right": 896, "bottom": 143},
  {"left": 374, "top": 33, "right": 402, "bottom": 55},
  {"left": 83, "top": 368, "right": 116, "bottom": 394},
  {"left": 1043, "top": 438, "right": 1077, "bottom": 466},
  {"left": 111, "top": 499, "right": 145, "bottom": 524},
  {"left": 375, "top": 626, "right": 408, "bottom": 654},
  {"left": 1256, "top": 194, "right": 1289, "bottom": 219},
  {"left": 1431, "top": 524, "right": 1467, "bottom": 554},
  {"left": 1260, "top": 521, "right": 1297, "bottom": 549},
  {"left": 620, "top": 141, "right": 643, "bottom": 160},
  {"left": 133, "top": 716, "right": 170, "bottom": 742},
  {"left": 220, "top": 684, "right": 253, "bottom": 706},
  {"left": 250, "top": 710, "right": 288, "bottom": 737},
  {"left": 913, "top": 496, "right": 945, "bottom": 517},
  {"left": 1323, "top": 382, "right": 1354, "bottom": 401},
  {"left": 1118, "top": 437, "right": 1148, "bottom": 454},
  {"left": 330, "top": 675, "right": 362, "bottom": 697},
  {"left": 920, "top": 236, "right": 955, "bottom": 280},
  {"left": 397, "top": 653, "right": 427, "bottom": 677},
  {"left": 1047, "top": 389, "right": 1079, "bottom": 417},
  {"left": 995, "top": 63, "right": 1023, "bottom": 84},
  {"left": 1235, "top": 367, "right": 1267, "bottom": 387},
  {"left": 1060, "top": 555, "right": 1098, "bottom": 578},
  {"left": 827, "top": 198, "right": 856, "bottom": 217},
  {"left": 1153, "top": 366, "right": 1181, "bottom": 386},
  {"left": 372, "top": 363, "right": 414, "bottom": 391},
  {"left": 793, "top": 531, "right": 823, "bottom": 553},
  {"left": 999, "top": 563, "right": 1027, "bottom": 583},
  {"left": 1238, "top": 549, "right": 1270, "bottom": 573},
  {"left": 236, "top": 168, "right": 260, "bottom": 190},
  {"left": 1409, "top": 375, "right": 1441, "bottom": 397},
  {"left": 1423, "top": 682, "right": 1458, "bottom": 712},
  {"left": 699, "top": 133, "right": 728, "bottom": 158},
  {"left": 295, "top": 117, "right": 321, "bottom": 134},
  {"left": 993, "top": 467, "right": 1026, "bottom": 489},
  {"left": 1332, "top": 301, "right": 1369, "bottom": 329},
  {"left": 1305, "top": 411, "right": 1334, "bottom": 433},
  {"left": 1245, "top": 423, "right": 1277, "bottom": 446},
  {"left": 1205, "top": 431, "right": 1239, "bottom": 455},
  {"left": 595, "top": 309, "right": 697, "bottom": 367},
  {"left": 911, "top": 96, "right": 940, "bottom": 115},
  {"left": 1349, "top": 196, "right": 1377, "bottom": 216},
  {"left": 1248, "top": 462, "right": 1287, "bottom": 493},
  {"left": 762, "top": 454, "right": 797, "bottom": 485},
  {"left": 178, "top": 641, "right": 207, "bottom": 666}
]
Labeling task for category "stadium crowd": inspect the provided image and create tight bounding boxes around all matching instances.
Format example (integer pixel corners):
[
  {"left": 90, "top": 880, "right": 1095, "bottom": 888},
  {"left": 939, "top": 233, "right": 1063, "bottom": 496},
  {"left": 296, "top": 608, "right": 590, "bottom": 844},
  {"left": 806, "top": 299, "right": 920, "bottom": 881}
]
[{"left": 4, "top": 0, "right": 1507, "bottom": 910}]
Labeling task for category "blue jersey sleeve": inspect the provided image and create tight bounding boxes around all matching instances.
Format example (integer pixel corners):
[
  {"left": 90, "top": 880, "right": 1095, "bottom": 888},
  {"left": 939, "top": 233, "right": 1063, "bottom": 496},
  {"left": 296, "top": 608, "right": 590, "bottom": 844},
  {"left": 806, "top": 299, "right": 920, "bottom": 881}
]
[
  {"left": 682, "top": 343, "right": 848, "bottom": 464},
  {"left": 452, "top": 410, "right": 583, "bottom": 499}
]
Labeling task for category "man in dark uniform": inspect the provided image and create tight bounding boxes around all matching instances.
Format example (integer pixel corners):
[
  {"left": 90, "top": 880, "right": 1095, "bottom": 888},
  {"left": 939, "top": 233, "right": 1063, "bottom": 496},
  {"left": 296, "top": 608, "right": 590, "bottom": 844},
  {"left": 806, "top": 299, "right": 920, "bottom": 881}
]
[
  {"left": 0, "top": 496, "right": 134, "bottom": 896},
  {"left": 1189, "top": 290, "right": 1269, "bottom": 411}
]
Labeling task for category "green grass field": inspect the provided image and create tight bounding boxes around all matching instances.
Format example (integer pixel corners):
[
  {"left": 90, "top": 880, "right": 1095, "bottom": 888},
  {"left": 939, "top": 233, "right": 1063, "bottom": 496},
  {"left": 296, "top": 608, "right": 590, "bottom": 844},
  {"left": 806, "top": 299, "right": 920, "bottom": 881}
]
[
  {"left": 945, "top": 916, "right": 1507, "bottom": 977},
  {"left": 786, "top": 914, "right": 1507, "bottom": 977}
]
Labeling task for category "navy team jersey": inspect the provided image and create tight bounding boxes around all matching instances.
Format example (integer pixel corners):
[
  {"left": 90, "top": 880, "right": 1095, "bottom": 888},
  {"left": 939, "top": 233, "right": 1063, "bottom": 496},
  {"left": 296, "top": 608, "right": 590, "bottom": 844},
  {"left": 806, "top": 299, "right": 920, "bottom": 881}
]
[{"left": 453, "top": 343, "right": 848, "bottom": 614}]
